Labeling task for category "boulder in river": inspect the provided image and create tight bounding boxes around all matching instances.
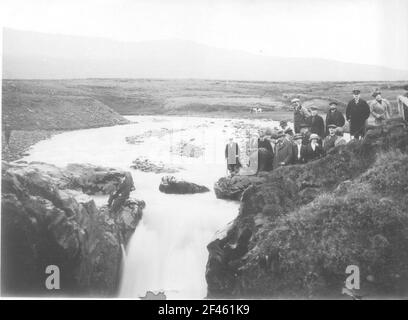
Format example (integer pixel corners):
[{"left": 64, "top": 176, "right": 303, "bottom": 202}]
[
  {"left": 159, "top": 175, "right": 210, "bottom": 194},
  {"left": 1, "top": 161, "right": 145, "bottom": 297}
]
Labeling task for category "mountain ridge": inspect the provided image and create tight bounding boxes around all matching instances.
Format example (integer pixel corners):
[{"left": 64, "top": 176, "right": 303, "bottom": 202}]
[{"left": 3, "top": 28, "right": 408, "bottom": 81}]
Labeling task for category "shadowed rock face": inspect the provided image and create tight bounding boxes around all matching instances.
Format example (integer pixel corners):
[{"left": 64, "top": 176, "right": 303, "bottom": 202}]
[
  {"left": 214, "top": 175, "right": 267, "bottom": 201},
  {"left": 1, "top": 162, "right": 144, "bottom": 297},
  {"left": 206, "top": 119, "right": 408, "bottom": 299},
  {"left": 159, "top": 175, "right": 210, "bottom": 194}
]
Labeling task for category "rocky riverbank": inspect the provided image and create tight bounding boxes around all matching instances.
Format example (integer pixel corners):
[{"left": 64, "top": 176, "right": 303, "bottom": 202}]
[
  {"left": 206, "top": 119, "right": 408, "bottom": 299},
  {"left": 1, "top": 161, "right": 144, "bottom": 297}
]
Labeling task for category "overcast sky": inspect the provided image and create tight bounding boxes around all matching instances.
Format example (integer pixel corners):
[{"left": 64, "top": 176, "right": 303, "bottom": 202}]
[{"left": 1, "top": 0, "right": 408, "bottom": 70}]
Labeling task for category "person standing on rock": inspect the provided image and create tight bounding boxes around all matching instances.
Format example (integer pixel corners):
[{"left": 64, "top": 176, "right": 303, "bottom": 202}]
[
  {"left": 108, "top": 172, "right": 135, "bottom": 213},
  {"left": 369, "top": 89, "right": 391, "bottom": 125},
  {"left": 307, "top": 106, "right": 325, "bottom": 139},
  {"left": 292, "top": 98, "right": 311, "bottom": 133},
  {"left": 225, "top": 137, "right": 241, "bottom": 176},
  {"left": 325, "top": 102, "right": 345, "bottom": 135},
  {"left": 273, "top": 131, "right": 293, "bottom": 168},
  {"left": 346, "top": 89, "right": 370, "bottom": 140}
]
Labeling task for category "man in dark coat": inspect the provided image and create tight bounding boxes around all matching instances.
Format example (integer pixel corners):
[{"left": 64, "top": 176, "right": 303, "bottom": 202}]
[
  {"left": 346, "top": 89, "right": 370, "bottom": 140},
  {"left": 292, "top": 133, "right": 307, "bottom": 164},
  {"left": 325, "top": 102, "right": 345, "bottom": 135},
  {"left": 304, "top": 133, "right": 324, "bottom": 162},
  {"left": 108, "top": 172, "right": 135, "bottom": 213},
  {"left": 299, "top": 123, "right": 311, "bottom": 146},
  {"left": 292, "top": 98, "right": 311, "bottom": 133},
  {"left": 256, "top": 128, "right": 274, "bottom": 172},
  {"left": 307, "top": 106, "right": 325, "bottom": 138},
  {"left": 273, "top": 131, "right": 293, "bottom": 168}
]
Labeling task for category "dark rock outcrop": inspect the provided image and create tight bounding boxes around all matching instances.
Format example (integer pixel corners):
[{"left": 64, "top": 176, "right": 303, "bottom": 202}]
[
  {"left": 206, "top": 119, "right": 408, "bottom": 299},
  {"left": 159, "top": 175, "right": 209, "bottom": 194},
  {"left": 1, "top": 162, "right": 144, "bottom": 297},
  {"left": 214, "top": 175, "right": 267, "bottom": 201}
]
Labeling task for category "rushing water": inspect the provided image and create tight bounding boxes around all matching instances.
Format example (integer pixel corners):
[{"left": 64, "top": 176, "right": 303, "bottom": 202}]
[{"left": 21, "top": 115, "right": 279, "bottom": 299}]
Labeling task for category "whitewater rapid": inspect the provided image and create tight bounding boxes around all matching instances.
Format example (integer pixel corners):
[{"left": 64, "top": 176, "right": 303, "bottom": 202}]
[{"left": 20, "top": 115, "right": 279, "bottom": 299}]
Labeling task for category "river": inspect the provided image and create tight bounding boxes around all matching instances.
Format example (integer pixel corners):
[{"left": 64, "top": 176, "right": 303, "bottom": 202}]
[{"left": 21, "top": 115, "right": 279, "bottom": 299}]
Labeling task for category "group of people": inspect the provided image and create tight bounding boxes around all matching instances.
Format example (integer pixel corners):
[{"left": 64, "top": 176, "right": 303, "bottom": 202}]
[{"left": 225, "top": 86, "right": 408, "bottom": 175}]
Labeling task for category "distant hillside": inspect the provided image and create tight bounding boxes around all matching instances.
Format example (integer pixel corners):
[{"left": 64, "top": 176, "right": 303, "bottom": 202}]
[
  {"left": 2, "top": 81, "right": 129, "bottom": 130},
  {"left": 3, "top": 28, "right": 408, "bottom": 81}
]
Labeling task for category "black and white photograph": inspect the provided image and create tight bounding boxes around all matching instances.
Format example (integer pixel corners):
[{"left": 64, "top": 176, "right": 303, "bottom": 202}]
[{"left": 1, "top": 0, "right": 408, "bottom": 305}]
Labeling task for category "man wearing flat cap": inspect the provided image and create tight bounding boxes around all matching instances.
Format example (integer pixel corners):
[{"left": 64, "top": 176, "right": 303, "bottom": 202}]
[
  {"left": 273, "top": 130, "right": 293, "bottom": 168},
  {"left": 291, "top": 133, "right": 307, "bottom": 164},
  {"left": 322, "top": 124, "right": 338, "bottom": 153},
  {"left": 307, "top": 106, "right": 325, "bottom": 139},
  {"left": 299, "top": 122, "right": 311, "bottom": 146},
  {"left": 325, "top": 102, "right": 345, "bottom": 135},
  {"left": 346, "top": 89, "right": 370, "bottom": 139},
  {"left": 291, "top": 98, "right": 311, "bottom": 134},
  {"left": 369, "top": 89, "right": 391, "bottom": 125}
]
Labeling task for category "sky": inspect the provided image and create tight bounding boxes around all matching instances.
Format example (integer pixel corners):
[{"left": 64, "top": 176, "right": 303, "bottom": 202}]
[{"left": 1, "top": 0, "right": 408, "bottom": 70}]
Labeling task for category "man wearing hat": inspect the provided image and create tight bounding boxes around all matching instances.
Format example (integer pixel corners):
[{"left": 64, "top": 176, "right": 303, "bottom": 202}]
[
  {"left": 346, "top": 89, "right": 370, "bottom": 139},
  {"left": 284, "top": 127, "right": 294, "bottom": 144},
  {"left": 273, "top": 130, "right": 293, "bottom": 168},
  {"left": 307, "top": 106, "right": 325, "bottom": 139},
  {"left": 291, "top": 98, "right": 311, "bottom": 133},
  {"left": 225, "top": 137, "right": 241, "bottom": 176},
  {"left": 291, "top": 133, "right": 307, "bottom": 164},
  {"left": 305, "top": 133, "right": 323, "bottom": 162},
  {"left": 299, "top": 122, "right": 311, "bottom": 146},
  {"left": 325, "top": 102, "right": 345, "bottom": 135},
  {"left": 279, "top": 120, "right": 288, "bottom": 131},
  {"left": 369, "top": 89, "right": 391, "bottom": 125},
  {"left": 322, "top": 124, "right": 338, "bottom": 153}
]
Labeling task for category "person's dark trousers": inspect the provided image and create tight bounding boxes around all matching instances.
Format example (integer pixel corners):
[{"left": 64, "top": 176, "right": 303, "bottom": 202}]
[{"left": 352, "top": 127, "right": 365, "bottom": 140}]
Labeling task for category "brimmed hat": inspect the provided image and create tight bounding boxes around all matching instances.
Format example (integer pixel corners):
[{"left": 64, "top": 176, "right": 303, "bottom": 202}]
[
  {"left": 276, "top": 130, "right": 285, "bottom": 138},
  {"left": 328, "top": 124, "right": 337, "bottom": 129},
  {"left": 291, "top": 98, "right": 300, "bottom": 104},
  {"left": 280, "top": 120, "right": 288, "bottom": 126},
  {"left": 372, "top": 89, "right": 381, "bottom": 98},
  {"left": 329, "top": 102, "right": 338, "bottom": 108},
  {"left": 309, "top": 133, "right": 319, "bottom": 141},
  {"left": 352, "top": 89, "right": 361, "bottom": 94},
  {"left": 294, "top": 133, "right": 303, "bottom": 140},
  {"left": 284, "top": 127, "right": 293, "bottom": 134}
]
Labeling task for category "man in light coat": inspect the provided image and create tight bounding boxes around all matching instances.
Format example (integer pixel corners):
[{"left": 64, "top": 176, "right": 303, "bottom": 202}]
[
  {"left": 225, "top": 137, "right": 241, "bottom": 176},
  {"left": 369, "top": 89, "right": 391, "bottom": 125}
]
